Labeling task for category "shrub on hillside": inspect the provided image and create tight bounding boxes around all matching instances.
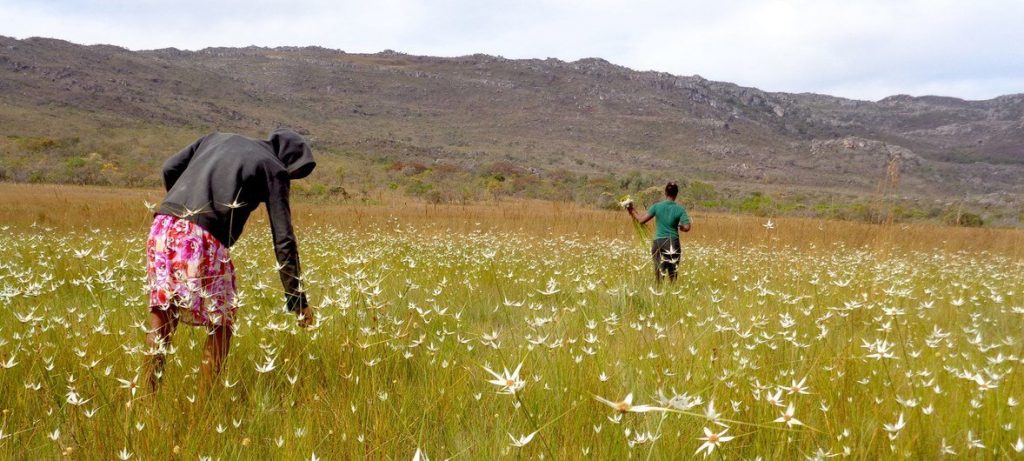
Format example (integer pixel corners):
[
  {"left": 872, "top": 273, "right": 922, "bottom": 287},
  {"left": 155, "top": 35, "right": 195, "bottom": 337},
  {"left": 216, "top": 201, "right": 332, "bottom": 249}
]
[{"left": 944, "top": 211, "right": 984, "bottom": 227}]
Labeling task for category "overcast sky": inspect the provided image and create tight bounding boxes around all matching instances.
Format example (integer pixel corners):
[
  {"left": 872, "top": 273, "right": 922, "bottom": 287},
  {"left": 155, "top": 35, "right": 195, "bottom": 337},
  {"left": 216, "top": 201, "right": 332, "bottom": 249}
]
[{"left": 2, "top": 0, "right": 1022, "bottom": 101}]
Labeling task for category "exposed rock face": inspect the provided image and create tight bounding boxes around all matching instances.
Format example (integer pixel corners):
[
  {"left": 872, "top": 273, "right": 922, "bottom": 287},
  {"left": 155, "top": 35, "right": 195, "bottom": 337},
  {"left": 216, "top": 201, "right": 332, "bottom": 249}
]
[{"left": 811, "top": 137, "right": 922, "bottom": 166}]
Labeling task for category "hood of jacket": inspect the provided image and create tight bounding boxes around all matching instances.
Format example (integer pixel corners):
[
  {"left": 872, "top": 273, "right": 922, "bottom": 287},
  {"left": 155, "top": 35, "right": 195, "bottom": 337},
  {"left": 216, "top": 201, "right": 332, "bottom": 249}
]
[{"left": 266, "top": 128, "right": 316, "bottom": 179}]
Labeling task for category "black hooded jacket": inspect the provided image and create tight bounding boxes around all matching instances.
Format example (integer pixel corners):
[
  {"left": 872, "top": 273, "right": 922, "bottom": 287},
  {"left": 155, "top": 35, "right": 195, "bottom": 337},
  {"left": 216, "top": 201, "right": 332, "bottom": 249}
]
[{"left": 157, "top": 129, "right": 316, "bottom": 311}]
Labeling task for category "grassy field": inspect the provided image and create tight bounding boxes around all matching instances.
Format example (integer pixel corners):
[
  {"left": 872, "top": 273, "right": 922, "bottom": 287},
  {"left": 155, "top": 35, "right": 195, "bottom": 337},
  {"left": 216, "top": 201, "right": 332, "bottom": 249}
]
[{"left": 0, "top": 183, "right": 1022, "bottom": 460}]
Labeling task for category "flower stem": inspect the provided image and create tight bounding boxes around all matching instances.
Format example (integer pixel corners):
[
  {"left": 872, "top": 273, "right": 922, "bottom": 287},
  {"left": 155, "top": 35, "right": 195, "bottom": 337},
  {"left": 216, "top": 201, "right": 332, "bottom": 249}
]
[{"left": 514, "top": 392, "right": 556, "bottom": 459}]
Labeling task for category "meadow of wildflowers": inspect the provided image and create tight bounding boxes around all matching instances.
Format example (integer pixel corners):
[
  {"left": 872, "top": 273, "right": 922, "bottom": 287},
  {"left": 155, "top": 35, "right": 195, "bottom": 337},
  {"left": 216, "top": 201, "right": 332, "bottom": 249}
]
[{"left": 0, "top": 186, "right": 1022, "bottom": 459}]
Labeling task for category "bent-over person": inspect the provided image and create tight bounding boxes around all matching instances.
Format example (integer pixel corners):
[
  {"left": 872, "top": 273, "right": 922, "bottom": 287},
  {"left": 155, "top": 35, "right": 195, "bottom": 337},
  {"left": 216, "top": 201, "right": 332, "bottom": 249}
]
[{"left": 145, "top": 128, "right": 316, "bottom": 392}]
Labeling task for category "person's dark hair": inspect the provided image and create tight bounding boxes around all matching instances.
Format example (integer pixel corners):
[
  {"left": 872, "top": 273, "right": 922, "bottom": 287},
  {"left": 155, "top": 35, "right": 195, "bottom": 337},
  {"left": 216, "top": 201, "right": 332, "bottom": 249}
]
[{"left": 665, "top": 181, "right": 679, "bottom": 198}]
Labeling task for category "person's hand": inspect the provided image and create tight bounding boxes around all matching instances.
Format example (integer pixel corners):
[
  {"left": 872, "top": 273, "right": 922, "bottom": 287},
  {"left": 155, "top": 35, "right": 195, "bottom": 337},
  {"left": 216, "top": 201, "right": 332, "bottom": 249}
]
[{"left": 296, "top": 306, "right": 316, "bottom": 328}]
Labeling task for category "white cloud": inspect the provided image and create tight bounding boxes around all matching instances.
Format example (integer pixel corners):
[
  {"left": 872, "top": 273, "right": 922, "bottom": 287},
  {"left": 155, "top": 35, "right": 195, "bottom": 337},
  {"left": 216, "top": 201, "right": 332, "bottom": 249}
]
[{"left": 1, "top": 0, "right": 1021, "bottom": 100}]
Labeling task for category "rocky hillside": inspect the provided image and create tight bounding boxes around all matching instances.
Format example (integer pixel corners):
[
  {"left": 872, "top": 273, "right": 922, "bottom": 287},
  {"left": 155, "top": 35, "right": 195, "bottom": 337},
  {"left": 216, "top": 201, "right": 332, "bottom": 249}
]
[{"left": 1, "top": 35, "right": 1021, "bottom": 222}]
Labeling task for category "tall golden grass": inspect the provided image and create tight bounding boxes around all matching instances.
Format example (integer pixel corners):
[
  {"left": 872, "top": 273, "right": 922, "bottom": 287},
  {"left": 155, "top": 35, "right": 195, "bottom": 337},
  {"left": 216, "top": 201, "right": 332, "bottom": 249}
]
[{"left": 2, "top": 183, "right": 1020, "bottom": 257}]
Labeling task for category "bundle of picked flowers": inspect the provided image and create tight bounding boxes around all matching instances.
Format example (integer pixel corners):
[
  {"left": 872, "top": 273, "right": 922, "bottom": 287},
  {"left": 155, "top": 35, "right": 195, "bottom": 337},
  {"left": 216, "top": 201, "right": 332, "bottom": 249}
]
[{"left": 618, "top": 195, "right": 650, "bottom": 248}]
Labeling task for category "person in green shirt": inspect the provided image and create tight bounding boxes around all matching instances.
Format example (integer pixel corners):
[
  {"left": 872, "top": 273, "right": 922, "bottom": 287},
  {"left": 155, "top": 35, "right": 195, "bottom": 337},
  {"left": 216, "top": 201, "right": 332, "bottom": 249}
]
[{"left": 626, "top": 182, "right": 692, "bottom": 282}]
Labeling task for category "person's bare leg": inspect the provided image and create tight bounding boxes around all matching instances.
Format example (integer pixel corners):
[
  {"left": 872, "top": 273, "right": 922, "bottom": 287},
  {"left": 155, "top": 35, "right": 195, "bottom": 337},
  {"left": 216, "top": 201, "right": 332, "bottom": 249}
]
[
  {"left": 199, "top": 324, "right": 232, "bottom": 395},
  {"left": 145, "top": 308, "right": 178, "bottom": 392}
]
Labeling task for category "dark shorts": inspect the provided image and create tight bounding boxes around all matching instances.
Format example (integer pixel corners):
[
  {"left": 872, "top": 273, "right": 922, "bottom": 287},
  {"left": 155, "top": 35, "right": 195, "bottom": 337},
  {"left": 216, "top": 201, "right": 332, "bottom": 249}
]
[{"left": 651, "top": 237, "right": 681, "bottom": 280}]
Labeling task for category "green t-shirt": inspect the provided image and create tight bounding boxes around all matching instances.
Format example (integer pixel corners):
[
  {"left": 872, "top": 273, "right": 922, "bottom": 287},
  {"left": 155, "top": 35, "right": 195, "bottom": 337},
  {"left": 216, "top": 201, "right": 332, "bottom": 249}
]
[{"left": 648, "top": 200, "right": 690, "bottom": 239}]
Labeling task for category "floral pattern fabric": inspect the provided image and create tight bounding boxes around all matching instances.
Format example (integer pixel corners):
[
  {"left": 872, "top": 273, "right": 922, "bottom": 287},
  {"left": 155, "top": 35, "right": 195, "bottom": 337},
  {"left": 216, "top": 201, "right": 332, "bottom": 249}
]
[{"left": 147, "top": 214, "right": 237, "bottom": 327}]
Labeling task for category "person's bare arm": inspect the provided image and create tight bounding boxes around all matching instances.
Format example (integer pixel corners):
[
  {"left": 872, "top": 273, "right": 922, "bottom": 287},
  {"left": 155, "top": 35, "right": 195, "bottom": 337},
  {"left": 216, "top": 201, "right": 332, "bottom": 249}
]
[
  {"left": 626, "top": 204, "right": 654, "bottom": 224},
  {"left": 679, "top": 223, "right": 691, "bottom": 233}
]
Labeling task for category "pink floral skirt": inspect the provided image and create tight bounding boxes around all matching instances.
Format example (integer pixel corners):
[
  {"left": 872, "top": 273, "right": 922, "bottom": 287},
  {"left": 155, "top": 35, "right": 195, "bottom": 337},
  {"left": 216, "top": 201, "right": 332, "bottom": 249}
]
[{"left": 146, "top": 214, "right": 237, "bottom": 327}]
